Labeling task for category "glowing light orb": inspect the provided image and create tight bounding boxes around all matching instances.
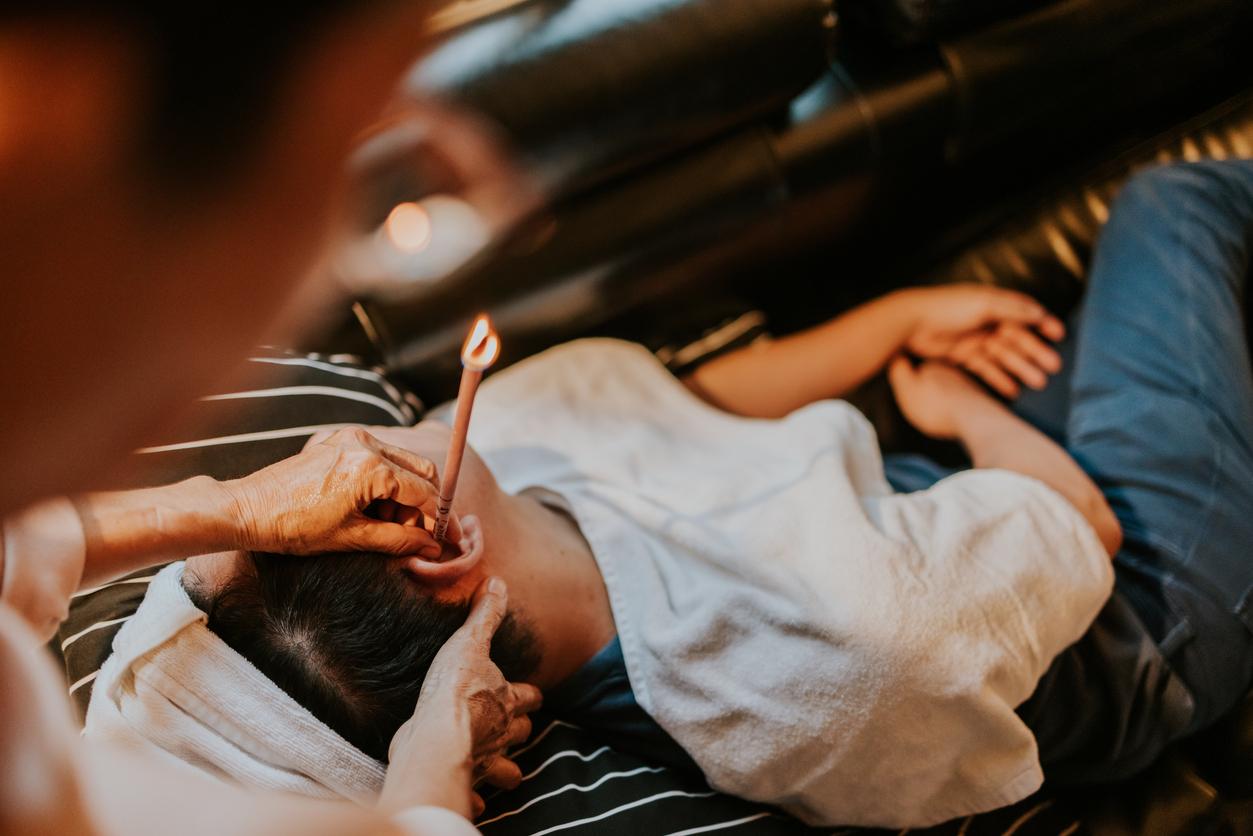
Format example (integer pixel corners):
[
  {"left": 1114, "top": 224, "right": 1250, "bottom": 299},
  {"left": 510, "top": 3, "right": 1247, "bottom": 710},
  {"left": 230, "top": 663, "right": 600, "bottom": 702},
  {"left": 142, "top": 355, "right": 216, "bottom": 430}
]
[{"left": 384, "top": 202, "right": 433, "bottom": 253}]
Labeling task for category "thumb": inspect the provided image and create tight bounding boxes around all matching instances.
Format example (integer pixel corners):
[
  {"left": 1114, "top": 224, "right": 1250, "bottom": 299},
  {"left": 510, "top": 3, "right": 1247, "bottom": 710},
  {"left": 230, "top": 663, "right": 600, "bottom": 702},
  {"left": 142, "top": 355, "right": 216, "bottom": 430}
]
[
  {"left": 355, "top": 520, "right": 442, "bottom": 559},
  {"left": 463, "top": 577, "right": 508, "bottom": 648},
  {"left": 985, "top": 289, "right": 1047, "bottom": 325}
]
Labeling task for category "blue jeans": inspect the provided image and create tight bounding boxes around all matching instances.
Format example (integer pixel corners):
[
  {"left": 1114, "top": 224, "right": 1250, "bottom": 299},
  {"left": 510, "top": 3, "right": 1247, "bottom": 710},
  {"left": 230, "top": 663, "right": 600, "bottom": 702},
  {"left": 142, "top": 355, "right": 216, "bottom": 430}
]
[{"left": 886, "top": 160, "right": 1253, "bottom": 781}]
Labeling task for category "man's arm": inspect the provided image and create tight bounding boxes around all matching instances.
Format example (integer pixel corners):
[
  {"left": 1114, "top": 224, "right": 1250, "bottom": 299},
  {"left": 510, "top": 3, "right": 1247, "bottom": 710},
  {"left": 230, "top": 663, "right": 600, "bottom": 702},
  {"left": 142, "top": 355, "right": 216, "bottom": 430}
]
[
  {"left": 889, "top": 358, "right": 1122, "bottom": 556},
  {"left": 683, "top": 286, "right": 1064, "bottom": 418},
  {"left": 1, "top": 428, "right": 462, "bottom": 641}
]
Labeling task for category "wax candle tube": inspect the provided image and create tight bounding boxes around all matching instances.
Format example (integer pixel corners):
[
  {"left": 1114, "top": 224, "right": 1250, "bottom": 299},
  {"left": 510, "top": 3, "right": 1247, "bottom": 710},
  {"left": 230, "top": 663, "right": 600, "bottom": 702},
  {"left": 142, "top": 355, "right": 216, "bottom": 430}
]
[{"left": 433, "top": 314, "right": 499, "bottom": 542}]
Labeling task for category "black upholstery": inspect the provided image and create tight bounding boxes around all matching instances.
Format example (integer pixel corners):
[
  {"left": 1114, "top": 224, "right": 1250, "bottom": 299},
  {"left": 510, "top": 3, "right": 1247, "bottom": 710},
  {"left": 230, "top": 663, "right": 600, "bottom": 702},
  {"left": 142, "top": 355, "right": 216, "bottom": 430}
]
[
  {"left": 839, "top": 0, "right": 1052, "bottom": 46},
  {"left": 328, "top": 0, "right": 1253, "bottom": 404},
  {"left": 414, "top": 0, "right": 836, "bottom": 195},
  {"left": 927, "top": 95, "right": 1253, "bottom": 311},
  {"left": 937, "top": 0, "right": 1253, "bottom": 164}
]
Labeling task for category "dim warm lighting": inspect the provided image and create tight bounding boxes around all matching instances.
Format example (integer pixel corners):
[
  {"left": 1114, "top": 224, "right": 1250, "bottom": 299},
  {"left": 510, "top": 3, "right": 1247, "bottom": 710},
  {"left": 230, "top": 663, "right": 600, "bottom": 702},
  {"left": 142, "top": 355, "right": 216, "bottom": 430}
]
[
  {"left": 461, "top": 314, "right": 500, "bottom": 370},
  {"left": 385, "top": 202, "right": 433, "bottom": 253},
  {"left": 335, "top": 195, "right": 492, "bottom": 294}
]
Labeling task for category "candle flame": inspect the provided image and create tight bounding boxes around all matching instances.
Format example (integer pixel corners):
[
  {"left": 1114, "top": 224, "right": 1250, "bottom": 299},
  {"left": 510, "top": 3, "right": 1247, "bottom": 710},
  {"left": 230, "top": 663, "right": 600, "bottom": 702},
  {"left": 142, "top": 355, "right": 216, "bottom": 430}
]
[{"left": 462, "top": 314, "right": 500, "bottom": 370}]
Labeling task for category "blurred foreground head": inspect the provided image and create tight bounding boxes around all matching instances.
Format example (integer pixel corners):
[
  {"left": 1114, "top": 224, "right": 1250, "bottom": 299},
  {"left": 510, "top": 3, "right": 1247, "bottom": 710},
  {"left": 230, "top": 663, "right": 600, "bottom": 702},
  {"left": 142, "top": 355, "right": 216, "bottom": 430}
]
[{"left": 0, "top": 1, "right": 440, "bottom": 514}]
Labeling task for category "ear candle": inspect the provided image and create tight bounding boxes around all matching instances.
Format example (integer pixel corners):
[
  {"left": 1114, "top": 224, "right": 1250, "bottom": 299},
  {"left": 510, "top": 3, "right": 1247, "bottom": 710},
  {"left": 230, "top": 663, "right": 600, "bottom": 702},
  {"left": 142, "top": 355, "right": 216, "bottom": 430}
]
[{"left": 432, "top": 314, "right": 500, "bottom": 542}]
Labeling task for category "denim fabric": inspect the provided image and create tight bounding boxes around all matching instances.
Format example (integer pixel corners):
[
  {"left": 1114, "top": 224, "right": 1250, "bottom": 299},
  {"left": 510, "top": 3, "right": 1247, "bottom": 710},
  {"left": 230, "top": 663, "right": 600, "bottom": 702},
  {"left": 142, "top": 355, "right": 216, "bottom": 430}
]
[
  {"left": 1016, "top": 160, "right": 1253, "bottom": 781},
  {"left": 884, "top": 161, "right": 1253, "bottom": 782}
]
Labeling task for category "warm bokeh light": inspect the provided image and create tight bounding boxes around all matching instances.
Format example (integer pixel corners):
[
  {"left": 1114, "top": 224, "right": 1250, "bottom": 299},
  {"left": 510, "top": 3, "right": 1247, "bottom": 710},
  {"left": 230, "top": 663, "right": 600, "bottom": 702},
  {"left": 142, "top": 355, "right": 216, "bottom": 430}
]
[
  {"left": 384, "top": 202, "right": 433, "bottom": 253},
  {"left": 462, "top": 313, "right": 500, "bottom": 370}
]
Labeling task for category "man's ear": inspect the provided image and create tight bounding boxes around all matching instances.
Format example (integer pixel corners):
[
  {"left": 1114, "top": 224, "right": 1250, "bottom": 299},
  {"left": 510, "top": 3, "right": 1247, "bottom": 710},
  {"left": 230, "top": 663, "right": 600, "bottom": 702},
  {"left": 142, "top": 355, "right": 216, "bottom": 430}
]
[{"left": 400, "top": 514, "right": 485, "bottom": 585}]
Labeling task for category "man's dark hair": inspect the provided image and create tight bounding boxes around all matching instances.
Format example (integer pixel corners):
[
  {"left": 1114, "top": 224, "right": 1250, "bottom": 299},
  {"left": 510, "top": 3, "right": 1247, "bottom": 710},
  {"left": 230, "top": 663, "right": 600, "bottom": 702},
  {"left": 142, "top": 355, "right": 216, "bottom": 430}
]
[
  {"left": 187, "top": 552, "right": 540, "bottom": 762},
  {"left": 3, "top": 2, "right": 401, "bottom": 184}
]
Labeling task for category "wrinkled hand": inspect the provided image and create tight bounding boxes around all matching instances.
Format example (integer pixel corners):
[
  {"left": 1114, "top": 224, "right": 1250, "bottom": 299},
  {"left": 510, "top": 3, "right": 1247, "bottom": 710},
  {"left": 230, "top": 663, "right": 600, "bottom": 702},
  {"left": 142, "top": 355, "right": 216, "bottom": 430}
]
[
  {"left": 888, "top": 356, "right": 1003, "bottom": 440},
  {"left": 380, "top": 579, "right": 542, "bottom": 820},
  {"left": 221, "top": 426, "right": 461, "bottom": 559},
  {"left": 902, "top": 286, "right": 1065, "bottom": 398}
]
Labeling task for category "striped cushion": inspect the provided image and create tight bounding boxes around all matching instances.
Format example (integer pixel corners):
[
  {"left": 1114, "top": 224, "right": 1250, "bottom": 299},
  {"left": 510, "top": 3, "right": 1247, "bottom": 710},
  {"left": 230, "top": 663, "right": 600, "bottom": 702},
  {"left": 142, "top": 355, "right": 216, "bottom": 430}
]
[{"left": 477, "top": 719, "right": 1082, "bottom": 836}]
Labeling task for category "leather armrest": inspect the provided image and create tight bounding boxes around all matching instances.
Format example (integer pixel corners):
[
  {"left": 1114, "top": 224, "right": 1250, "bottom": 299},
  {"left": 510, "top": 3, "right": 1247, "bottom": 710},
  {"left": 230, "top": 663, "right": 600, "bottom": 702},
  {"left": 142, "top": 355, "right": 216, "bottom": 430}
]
[{"left": 410, "top": 0, "right": 836, "bottom": 193}]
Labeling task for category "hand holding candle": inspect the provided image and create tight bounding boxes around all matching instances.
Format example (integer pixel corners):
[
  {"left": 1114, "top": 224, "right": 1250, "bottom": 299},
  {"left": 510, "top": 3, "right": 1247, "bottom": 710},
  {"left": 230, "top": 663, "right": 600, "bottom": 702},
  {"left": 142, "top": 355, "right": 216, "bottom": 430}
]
[{"left": 433, "top": 314, "right": 500, "bottom": 542}]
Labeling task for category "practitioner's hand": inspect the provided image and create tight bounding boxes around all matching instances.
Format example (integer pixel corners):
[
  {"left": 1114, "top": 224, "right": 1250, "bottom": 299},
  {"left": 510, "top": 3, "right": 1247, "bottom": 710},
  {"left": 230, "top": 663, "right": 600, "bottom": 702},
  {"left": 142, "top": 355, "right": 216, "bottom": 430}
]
[
  {"left": 380, "top": 578, "right": 542, "bottom": 820},
  {"left": 222, "top": 426, "right": 462, "bottom": 560},
  {"left": 888, "top": 356, "right": 1005, "bottom": 441},
  {"left": 900, "top": 286, "right": 1065, "bottom": 399}
]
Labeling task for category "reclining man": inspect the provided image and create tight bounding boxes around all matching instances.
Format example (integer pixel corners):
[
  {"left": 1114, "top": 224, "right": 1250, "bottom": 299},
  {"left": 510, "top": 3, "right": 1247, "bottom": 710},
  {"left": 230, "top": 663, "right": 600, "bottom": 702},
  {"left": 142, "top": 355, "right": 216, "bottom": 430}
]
[{"left": 93, "top": 159, "right": 1253, "bottom": 828}]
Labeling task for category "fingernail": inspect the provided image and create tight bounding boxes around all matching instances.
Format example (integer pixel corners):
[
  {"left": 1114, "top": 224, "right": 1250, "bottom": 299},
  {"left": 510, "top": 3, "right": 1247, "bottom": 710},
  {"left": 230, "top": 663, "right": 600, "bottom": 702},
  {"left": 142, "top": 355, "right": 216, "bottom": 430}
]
[{"left": 488, "top": 577, "right": 506, "bottom": 595}]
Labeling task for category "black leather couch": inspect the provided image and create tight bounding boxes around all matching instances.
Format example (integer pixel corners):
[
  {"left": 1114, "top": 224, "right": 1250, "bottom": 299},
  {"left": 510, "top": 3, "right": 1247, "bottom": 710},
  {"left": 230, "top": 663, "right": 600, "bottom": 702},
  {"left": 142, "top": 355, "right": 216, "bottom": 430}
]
[
  {"left": 316, "top": 0, "right": 1253, "bottom": 831},
  {"left": 331, "top": 0, "right": 1252, "bottom": 388}
]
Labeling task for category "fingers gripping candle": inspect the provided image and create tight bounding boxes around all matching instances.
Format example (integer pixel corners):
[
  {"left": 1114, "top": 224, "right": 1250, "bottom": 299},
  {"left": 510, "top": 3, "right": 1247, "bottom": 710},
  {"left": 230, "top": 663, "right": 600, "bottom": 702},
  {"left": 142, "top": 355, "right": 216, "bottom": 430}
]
[{"left": 433, "top": 314, "right": 500, "bottom": 542}]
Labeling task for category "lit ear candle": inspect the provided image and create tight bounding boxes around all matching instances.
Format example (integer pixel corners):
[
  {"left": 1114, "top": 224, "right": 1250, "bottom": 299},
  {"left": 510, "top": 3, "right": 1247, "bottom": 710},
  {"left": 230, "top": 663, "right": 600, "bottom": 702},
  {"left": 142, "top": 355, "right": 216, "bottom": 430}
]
[{"left": 432, "top": 313, "right": 501, "bottom": 543}]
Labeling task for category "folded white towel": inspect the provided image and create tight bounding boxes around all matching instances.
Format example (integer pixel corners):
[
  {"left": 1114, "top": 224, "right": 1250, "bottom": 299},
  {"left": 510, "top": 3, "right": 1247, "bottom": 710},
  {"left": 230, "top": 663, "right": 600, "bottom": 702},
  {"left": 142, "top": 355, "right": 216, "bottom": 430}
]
[{"left": 85, "top": 562, "right": 385, "bottom": 803}]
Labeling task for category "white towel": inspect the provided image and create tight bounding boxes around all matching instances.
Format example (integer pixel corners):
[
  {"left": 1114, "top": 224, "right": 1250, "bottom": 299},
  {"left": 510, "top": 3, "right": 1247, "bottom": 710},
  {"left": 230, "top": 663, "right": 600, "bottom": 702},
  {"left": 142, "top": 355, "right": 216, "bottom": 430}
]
[
  {"left": 461, "top": 339, "right": 1115, "bottom": 826},
  {"left": 85, "top": 562, "right": 385, "bottom": 803}
]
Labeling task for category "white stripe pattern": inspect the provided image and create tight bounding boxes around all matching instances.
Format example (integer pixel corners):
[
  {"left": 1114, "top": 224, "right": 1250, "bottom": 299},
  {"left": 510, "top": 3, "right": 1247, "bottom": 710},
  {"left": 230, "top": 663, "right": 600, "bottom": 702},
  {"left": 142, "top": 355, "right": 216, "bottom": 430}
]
[
  {"left": 510, "top": 720, "right": 581, "bottom": 760},
  {"left": 203, "top": 385, "right": 408, "bottom": 424},
  {"left": 72, "top": 575, "right": 157, "bottom": 599},
  {"left": 248, "top": 355, "right": 388, "bottom": 382},
  {"left": 136, "top": 423, "right": 354, "bottom": 454},
  {"left": 60, "top": 616, "right": 131, "bottom": 651},
  {"left": 661, "top": 812, "right": 774, "bottom": 836},
  {"left": 521, "top": 747, "right": 612, "bottom": 783},
  {"left": 68, "top": 670, "right": 98, "bottom": 695},
  {"left": 523, "top": 789, "right": 718, "bottom": 836},
  {"left": 248, "top": 356, "right": 415, "bottom": 421},
  {"left": 477, "top": 766, "right": 668, "bottom": 827}
]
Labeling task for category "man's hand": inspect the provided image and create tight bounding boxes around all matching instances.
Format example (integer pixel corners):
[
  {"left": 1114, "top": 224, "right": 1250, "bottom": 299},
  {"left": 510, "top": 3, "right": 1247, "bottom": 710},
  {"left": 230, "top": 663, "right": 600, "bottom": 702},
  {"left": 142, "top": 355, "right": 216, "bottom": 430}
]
[
  {"left": 379, "top": 578, "right": 542, "bottom": 820},
  {"left": 888, "top": 356, "right": 1003, "bottom": 441},
  {"left": 889, "top": 356, "right": 1123, "bottom": 555},
  {"left": 223, "top": 426, "right": 462, "bottom": 559},
  {"left": 900, "top": 286, "right": 1065, "bottom": 398}
]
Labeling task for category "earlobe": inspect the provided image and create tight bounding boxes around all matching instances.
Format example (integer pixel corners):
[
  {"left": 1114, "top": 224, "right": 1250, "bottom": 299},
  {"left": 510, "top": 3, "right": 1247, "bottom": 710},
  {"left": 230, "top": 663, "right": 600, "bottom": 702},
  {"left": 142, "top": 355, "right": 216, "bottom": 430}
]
[{"left": 401, "top": 514, "right": 484, "bottom": 585}]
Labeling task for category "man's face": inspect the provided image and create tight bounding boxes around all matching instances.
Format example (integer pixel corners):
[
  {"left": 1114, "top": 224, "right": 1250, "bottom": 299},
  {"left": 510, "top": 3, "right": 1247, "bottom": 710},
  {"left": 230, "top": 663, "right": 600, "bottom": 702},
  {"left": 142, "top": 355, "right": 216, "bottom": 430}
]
[{"left": 0, "top": 7, "right": 451, "bottom": 514}]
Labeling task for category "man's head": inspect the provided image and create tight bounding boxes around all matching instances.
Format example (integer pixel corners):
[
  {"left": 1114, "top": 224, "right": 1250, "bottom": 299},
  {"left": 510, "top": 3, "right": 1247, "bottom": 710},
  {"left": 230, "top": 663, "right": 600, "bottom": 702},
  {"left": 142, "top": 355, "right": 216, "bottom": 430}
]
[
  {"left": 0, "top": 1, "right": 447, "bottom": 513},
  {"left": 186, "top": 550, "right": 540, "bottom": 761}
]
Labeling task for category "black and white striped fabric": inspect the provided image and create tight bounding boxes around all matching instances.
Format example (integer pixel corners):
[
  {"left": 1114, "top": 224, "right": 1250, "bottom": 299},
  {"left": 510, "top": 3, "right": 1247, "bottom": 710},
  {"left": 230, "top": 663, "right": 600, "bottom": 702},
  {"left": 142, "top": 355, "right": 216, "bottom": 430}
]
[
  {"left": 476, "top": 719, "right": 1082, "bottom": 836},
  {"left": 56, "top": 342, "right": 1080, "bottom": 836}
]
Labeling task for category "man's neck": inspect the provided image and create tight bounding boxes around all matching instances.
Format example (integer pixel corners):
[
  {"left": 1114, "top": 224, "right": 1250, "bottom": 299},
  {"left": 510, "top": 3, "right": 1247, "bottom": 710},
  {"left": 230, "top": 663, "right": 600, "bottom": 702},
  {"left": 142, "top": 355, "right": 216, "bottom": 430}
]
[{"left": 485, "top": 490, "right": 616, "bottom": 691}]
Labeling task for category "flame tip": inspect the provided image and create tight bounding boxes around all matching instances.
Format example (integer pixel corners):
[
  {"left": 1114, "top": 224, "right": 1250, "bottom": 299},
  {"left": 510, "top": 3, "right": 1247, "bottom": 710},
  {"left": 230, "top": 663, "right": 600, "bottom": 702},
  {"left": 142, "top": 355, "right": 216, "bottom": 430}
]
[{"left": 461, "top": 314, "right": 501, "bottom": 370}]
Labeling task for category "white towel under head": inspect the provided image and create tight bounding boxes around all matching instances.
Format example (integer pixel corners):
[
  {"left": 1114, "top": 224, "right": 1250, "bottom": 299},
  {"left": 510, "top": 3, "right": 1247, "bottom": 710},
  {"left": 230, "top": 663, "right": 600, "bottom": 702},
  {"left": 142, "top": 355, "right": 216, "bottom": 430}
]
[{"left": 85, "top": 562, "right": 385, "bottom": 802}]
